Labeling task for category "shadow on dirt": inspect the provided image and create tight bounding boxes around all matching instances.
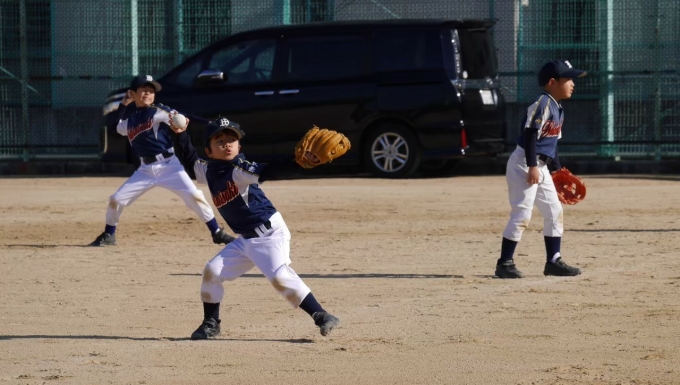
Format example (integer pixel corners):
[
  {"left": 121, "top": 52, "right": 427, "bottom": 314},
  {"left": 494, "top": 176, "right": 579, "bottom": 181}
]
[{"left": 169, "top": 273, "right": 463, "bottom": 279}]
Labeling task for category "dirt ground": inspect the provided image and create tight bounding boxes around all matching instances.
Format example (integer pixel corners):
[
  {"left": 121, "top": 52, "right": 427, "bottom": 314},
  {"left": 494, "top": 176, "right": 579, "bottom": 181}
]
[{"left": 1, "top": 174, "right": 679, "bottom": 385}]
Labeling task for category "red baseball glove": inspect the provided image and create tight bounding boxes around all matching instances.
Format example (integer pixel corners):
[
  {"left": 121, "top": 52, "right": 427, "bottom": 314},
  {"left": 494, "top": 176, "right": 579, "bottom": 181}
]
[{"left": 552, "top": 168, "right": 586, "bottom": 205}]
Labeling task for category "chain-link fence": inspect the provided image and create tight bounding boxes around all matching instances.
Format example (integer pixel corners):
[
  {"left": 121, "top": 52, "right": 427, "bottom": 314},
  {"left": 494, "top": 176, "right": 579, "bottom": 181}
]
[
  {"left": 514, "top": 0, "right": 680, "bottom": 159},
  {"left": 1, "top": 0, "right": 679, "bottom": 160}
]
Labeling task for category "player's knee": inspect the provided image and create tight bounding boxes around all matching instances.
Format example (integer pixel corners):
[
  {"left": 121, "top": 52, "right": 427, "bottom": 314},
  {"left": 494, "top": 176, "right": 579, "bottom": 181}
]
[
  {"left": 191, "top": 190, "right": 204, "bottom": 200},
  {"left": 512, "top": 210, "right": 532, "bottom": 224},
  {"left": 200, "top": 281, "right": 223, "bottom": 303},
  {"left": 188, "top": 190, "right": 208, "bottom": 204},
  {"left": 270, "top": 264, "right": 309, "bottom": 305},
  {"left": 202, "top": 261, "right": 222, "bottom": 283},
  {"left": 108, "top": 194, "right": 122, "bottom": 208},
  {"left": 548, "top": 203, "right": 562, "bottom": 221}
]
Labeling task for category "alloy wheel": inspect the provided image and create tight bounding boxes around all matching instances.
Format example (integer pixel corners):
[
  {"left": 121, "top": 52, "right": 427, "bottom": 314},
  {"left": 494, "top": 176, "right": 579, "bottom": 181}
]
[{"left": 370, "top": 132, "right": 410, "bottom": 173}]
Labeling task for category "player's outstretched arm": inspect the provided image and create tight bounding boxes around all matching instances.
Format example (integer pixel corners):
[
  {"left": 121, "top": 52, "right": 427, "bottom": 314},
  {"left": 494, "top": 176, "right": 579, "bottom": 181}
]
[
  {"left": 258, "top": 156, "right": 315, "bottom": 183},
  {"left": 115, "top": 91, "right": 135, "bottom": 136},
  {"left": 153, "top": 103, "right": 187, "bottom": 133},
  {"left": 174, "top": 130, "right": 209, "bottom": 184},
  {"left": 254, "top": 126, "right": 349, "bottom": 183}
]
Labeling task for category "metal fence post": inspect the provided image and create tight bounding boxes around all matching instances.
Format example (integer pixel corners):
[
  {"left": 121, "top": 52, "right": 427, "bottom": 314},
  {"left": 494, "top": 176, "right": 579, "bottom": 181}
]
[
  {"left": 489, "top": 0, "right": 494, "bottom": 22},
  {"left": 600, "top": 0, "right": 615, "bottom": 157},
  {"left": 515, "top": 0, "right": 523, "bottom": 105},
  {"left": 283, "top": 0, "right": 291, "bottom": 25},
  {"left": 19, "top": 0, "right": 29, "bottom": 162},
  {"left": 131, "top": 0, "right": 139, "bottom": 75},
  {"left": 173, "top": 0, "right": 184, "bottom": 65},
  {"left": 652, "top": 0, "right": 662, "bottom": 161}
]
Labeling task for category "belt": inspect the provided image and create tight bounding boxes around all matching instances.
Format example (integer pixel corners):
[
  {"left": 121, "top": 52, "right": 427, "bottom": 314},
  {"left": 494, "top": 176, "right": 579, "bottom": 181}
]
[
  {"left": 242, "top": 220, "right": 272, "bottom": 239},
  {"left": 141, "top": 150, "right": 174, "bottom": 165},
  {"left": 538, "top": 154, "right": 553, "bottom": 165}
]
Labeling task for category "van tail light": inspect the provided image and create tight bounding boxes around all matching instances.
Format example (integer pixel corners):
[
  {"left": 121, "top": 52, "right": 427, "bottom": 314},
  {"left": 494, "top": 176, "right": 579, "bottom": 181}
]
[{"left": 461, "top": 128, "right": 468, "bottom": 149}]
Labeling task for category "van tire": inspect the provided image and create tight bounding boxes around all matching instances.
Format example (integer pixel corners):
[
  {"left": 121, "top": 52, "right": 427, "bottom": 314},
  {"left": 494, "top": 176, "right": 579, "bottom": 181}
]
[{"left": 363, "top": 124, "right": 421, "bottom": 178}]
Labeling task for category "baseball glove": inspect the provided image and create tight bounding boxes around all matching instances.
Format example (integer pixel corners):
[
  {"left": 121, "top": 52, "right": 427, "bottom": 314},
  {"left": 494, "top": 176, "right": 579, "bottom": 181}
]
[
  {"left": 552, "top": 168, "right": 586, "bottom": 205},
  {"left": 294, "top": 126, "right": 351, "bottom": 168}
]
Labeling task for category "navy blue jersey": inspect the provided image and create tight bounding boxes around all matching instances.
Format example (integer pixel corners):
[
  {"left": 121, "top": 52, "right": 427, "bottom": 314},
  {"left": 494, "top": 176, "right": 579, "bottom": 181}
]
[
  {"left": 116, "top": 104, "right": 176, "bottom": 158},
  {"left": 192, "top": 155, "right": 277, "bottom": 234},
  {"left": 516, "top": 92, "right": 563, "bottom": 160},
  {"left": 173, "top": 130, "right": 304, "bottom": 235}
]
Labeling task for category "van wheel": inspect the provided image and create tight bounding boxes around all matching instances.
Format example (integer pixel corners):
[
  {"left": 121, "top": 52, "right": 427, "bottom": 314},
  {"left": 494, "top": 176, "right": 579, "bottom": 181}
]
[{"left": 363, "top": 124, "right": 420, "bottom": 178}]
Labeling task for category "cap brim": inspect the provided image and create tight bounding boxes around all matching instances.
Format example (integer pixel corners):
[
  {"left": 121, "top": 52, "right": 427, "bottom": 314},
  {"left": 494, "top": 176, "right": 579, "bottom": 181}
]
[
  {"left": 147, "top": 81, "right": 162, "bottom": 92},
  {"left": 221, "top": 127, "right": 243, "bottom": 140},
  {"left": 130, "top": 81, "right": 162, "bottom": 92},
  {"left": 561, "top": 69, "right": 586, "bottom": 78},
  {"left": 205, "top": 127, "right": 243, "bottom": 148}
]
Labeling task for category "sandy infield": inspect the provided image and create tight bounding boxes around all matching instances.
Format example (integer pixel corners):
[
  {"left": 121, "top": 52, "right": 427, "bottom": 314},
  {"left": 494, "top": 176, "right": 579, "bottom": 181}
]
[{"left": 0, "top": 175, "right": 679, "bottom": 384}]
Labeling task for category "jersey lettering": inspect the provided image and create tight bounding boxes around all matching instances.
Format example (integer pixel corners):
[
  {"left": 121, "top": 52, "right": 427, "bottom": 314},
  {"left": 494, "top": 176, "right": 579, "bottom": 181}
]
[
  {"left": 212, "top": 180, "right": 240, "bottom": 208},
  {"left": 128, "top": 118, "right": 154, "bottom": 142},
  {"left": 540, "top": 120, "right": 561, "bottom": 138}
]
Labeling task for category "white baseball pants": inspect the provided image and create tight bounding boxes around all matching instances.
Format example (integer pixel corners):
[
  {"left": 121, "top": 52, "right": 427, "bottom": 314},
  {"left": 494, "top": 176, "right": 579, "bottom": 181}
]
[
  {"left": 105, "top": 156, "right": 214, "bottom": 226},
  {"left": 199, "top": 212, "right": 312, "bottom": 308},
  {"left": 502, "top": 146, "right": 563, "bottom": 241}
]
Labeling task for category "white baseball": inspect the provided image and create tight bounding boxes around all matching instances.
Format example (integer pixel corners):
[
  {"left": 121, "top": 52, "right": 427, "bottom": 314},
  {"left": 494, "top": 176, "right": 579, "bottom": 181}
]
[{"left": 171, "top": 113, "right": 188, "bottom": 129}]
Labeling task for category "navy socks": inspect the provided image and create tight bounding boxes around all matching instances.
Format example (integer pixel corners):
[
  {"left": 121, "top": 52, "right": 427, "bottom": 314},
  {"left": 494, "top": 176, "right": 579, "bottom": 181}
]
[
  {"left": 203, "top": 294, "right": 323, "bottom": 323},
  {"left": 205, "top": 218, "right": 220, "bottom": 234},
  {"left": 299, "top": 293, "right": 324, "bottom": 317},
  {"left": 544, "top": 236, "right": 561, "bottom": 263},
  {"left": 498, "top": 237, "right": 518, "bottom": 264},
  {"left": 203, "top": 302, "right": 220, "bottom": 322},
  {"left": 104, "top": 225, "right": 116, "bottom": 235},
  {"left": 498, "top": 236, "right": 562, "bottom": 264}
]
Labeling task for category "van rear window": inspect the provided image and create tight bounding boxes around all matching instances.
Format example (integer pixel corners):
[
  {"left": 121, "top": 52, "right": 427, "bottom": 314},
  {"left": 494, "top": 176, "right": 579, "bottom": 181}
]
[
  {"left": 373, "top": 29, "right": 443, "bottom": 72},
  {"left": 457, "top": 28, "right": 498, "bottom": 79}
]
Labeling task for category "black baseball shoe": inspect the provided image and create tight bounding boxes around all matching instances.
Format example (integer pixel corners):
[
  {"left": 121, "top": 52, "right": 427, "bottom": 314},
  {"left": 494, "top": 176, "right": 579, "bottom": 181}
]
[
  {"left": 190, "top": 318, "right": 221, "bottom": 340},
  {"left": 312, "top": 311, "right": 340, "bottom": 336},
  {"left": 495, "top": 259, "right": 524, "bottom": 278},
  {"left": 544, "top": 258, "right": 582, "bottom": 276},
  {"left": 89, "top": 232, "right": 116, "bottom": 247},
  {"left": 212, "top": 229, "right": 235, "bottom": 245}
]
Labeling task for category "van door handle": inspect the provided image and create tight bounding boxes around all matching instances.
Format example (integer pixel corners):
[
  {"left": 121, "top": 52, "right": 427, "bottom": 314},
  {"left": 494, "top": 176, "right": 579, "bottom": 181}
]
[
  {"left": 279, "top": 89, "right": 299, "bottom": 95},
  {"left": 254, "top": 91, "right": 275, "bottom": 96}
]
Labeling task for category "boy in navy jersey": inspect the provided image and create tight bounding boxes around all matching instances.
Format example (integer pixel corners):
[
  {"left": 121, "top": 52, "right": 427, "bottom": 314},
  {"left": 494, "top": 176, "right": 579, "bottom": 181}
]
[
  {"left": 89, "top": 75, "right": 233, "bottom": 247},
  {"left": 172, "top": 117, "right": 339, "bottom": 339},
  {"left": 495, "top": 60, "right": 586, "bottom": 278}
]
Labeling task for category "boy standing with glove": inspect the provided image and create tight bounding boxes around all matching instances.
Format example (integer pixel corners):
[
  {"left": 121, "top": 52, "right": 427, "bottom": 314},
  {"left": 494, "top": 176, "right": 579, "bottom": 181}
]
[{"left": 495, "top": 60, "right": 586, "bottom": 279}]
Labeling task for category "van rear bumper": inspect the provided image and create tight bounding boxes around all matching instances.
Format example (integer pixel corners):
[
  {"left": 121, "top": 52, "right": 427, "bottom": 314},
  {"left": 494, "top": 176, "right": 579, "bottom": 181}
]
[
  {"left": 421, "top": 138, "right": 504, "bottom": 159},
  {"left": 464, "top": 138, "right": 506, "bottom": 156},
  {"left": 418, "top": 123, "right": 505, "bottom": 159}
]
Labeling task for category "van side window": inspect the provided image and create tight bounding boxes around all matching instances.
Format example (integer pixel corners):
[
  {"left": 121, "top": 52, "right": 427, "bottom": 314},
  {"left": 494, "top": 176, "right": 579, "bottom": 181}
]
[
  {"left": 457, "top": 29, "right": 498, "bottom": 79},
  {"left": 284, "top": 35, "right": 364, "bottom": 81},
  {"left": 208, "top": 40, "right": 276, "bottom": 84},
  {"left": 169, "top": 55, "right": 204, "bottom": 87},
  {"left": 374, "top": 29, "right": 443, "bottom": 72}
]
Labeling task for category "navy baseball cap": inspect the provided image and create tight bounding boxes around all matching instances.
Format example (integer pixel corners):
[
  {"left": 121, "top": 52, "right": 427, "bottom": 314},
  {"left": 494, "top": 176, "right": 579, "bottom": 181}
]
[
  {"left": 204, "top": 117, "right": 245, "bottom": 148},
  {"left": 538, "top": 60, "right": 586, "bottom": 86},
  {"left": 130, "top": 74, "right": 162, "bottom": 92}
]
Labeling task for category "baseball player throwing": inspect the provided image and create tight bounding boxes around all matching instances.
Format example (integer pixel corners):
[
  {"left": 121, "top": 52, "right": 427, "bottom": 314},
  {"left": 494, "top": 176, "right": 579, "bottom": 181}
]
[
  {"left": 496, "top": 60, "right": 585, "bottom": 278},
  {"left": 171, "top": 117, "right": 343, "bottom": 339},
  {"left": 89, "top": 75, "right": 234, "bottom": 247}
]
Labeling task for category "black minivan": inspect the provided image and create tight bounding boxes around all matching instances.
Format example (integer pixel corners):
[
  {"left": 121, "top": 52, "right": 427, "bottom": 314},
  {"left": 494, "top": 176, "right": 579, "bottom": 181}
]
[{"left": 102, "top": 19, "right": 505, "bottom": 178}]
